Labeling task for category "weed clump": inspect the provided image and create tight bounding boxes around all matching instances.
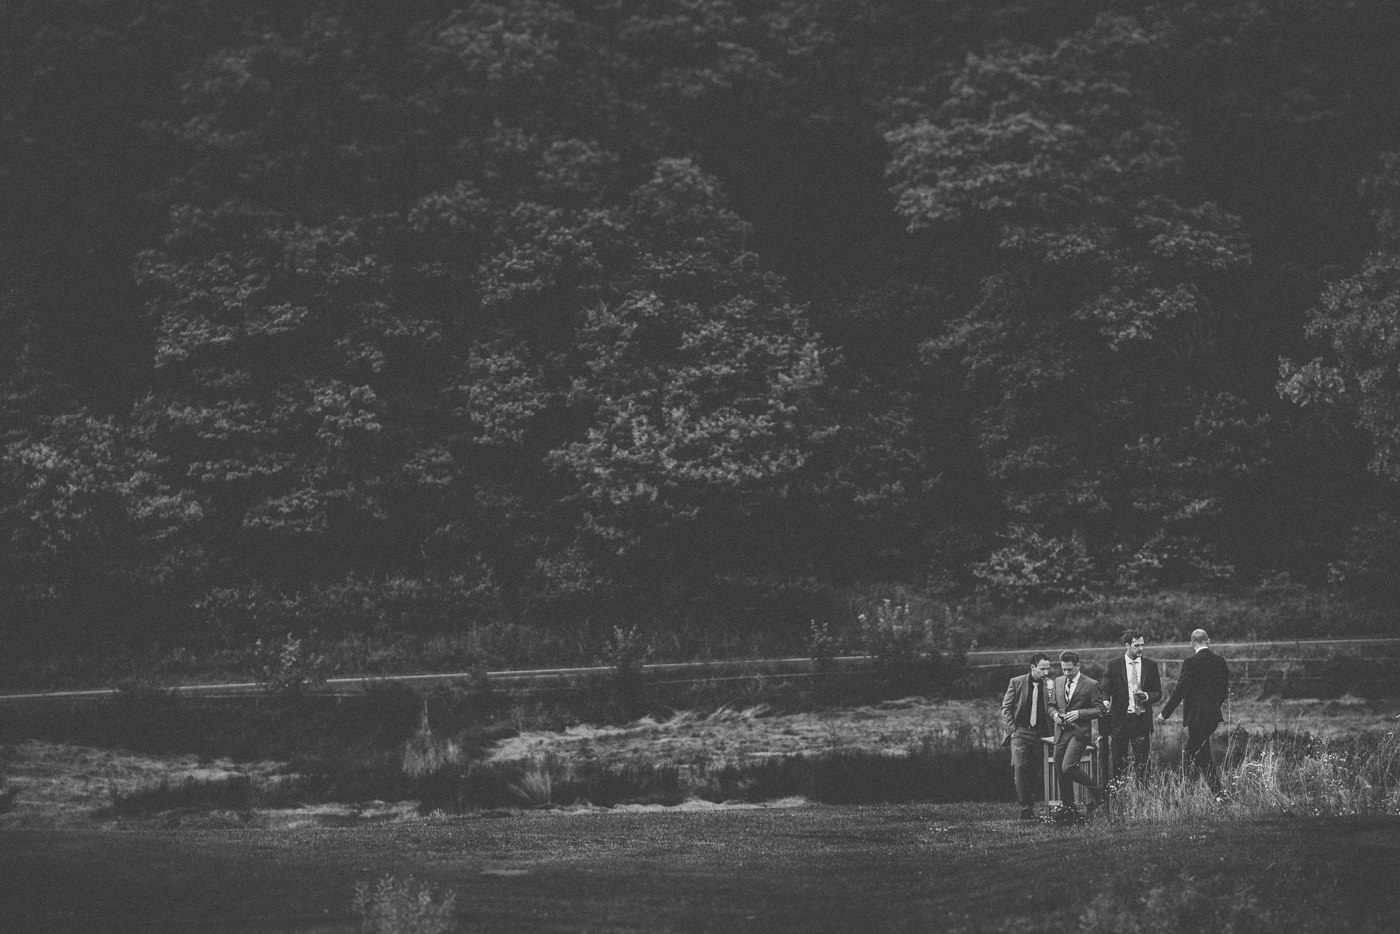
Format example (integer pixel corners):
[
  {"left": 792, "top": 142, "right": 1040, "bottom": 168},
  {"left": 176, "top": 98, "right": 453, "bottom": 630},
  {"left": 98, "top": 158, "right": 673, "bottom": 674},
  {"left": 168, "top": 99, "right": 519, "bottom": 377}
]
[{"left": 352, "top": 874, "right": 457, "bottom": 934}]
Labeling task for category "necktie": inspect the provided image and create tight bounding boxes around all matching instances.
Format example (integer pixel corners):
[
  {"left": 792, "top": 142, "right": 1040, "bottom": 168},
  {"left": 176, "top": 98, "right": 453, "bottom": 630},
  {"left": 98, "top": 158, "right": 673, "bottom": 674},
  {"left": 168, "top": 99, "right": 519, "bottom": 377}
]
[
  {"left": 1029, "top": 681, "right": 1038, "bottom": 726},
  {"left": 1065, "top": 679, "right": 1073, "bottom": 705},
  {"left": 1129, "top": 660, "right": 1140, "bottom": 712}
]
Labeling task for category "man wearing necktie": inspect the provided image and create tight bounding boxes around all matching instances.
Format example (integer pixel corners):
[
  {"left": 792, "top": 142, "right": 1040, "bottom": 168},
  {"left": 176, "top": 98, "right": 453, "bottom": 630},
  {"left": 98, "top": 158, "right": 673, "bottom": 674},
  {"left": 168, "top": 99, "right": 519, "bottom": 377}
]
[
  {"left": 1047, "top": 650, "right": 1107, "bottom": 813},
  {"left": 1102, "top": 630, "right": 1163, "bottom": 782},
  {"left": 1001, "top": 653, "right": 1054, "bottom": 820}
]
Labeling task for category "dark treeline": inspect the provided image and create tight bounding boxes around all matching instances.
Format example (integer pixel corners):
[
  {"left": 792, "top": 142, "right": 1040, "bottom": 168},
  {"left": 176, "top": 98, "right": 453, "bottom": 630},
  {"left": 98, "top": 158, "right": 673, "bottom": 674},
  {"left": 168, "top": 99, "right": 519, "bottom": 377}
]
[{"left": 5, "top": 0, "right": 1400, "bottom": 671}]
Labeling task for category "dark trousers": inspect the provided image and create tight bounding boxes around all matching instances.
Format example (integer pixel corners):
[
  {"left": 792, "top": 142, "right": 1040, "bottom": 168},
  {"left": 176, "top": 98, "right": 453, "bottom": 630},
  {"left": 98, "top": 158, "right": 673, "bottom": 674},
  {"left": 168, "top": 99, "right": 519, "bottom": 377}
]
[
  {"left": 1110, "top": 714, "right": 1153, "bottom": 781},
  {"left": 1054, "top": 731, "right": 1101, "bottom": 805},
  {"left": 1010, "top": 731, "right": 1046, "bottom": 813},
  {"left": 1184, "top": 722, "right": 1221, "bottom": 793}
]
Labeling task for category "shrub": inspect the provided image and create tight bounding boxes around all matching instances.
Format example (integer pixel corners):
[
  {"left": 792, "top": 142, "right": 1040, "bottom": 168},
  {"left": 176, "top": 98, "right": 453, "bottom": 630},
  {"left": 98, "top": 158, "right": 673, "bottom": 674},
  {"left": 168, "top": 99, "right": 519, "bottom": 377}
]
[
  {"left": 599, "top": 624, "right": 654, "bottom": 718},
  {"left": 249, "top": 632, "right": 327, "bottom": 697},
  {"left": 806, "top": 618, "right": 839, "bottom": 672},
  {"left": 857, "top": 600, "right": 945, "bottom": 696},
  {"left": 352, "top": 875, "right": 457, "bottom": 934}
]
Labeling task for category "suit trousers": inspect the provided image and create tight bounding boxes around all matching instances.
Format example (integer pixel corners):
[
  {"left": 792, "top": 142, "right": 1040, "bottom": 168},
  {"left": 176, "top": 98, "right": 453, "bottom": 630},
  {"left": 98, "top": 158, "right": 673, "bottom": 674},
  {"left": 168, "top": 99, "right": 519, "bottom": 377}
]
[
  {"left": 1111, "top": 713, "right": 1153, "bottom": 781},
  {"left": 1054, "top": 731, "right": 1100, "bottom": 802},
  {"left": 1184, "top": 722, "right": 1221, "bottom": 793},
  {"left": 1009, "top": 730, "right": 1045, "bottom": 812}
]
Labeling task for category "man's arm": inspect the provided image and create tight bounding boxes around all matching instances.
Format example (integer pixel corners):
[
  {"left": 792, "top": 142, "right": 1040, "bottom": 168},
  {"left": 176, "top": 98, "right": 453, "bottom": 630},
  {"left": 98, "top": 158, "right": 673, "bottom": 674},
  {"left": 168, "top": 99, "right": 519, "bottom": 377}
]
[
  {"left": 1100, "top": 660, "right": 1123, "bottom": 711},
  {"left": 1160, "top": 656, "right": 1195, "bottom": 720},
  {"left": 1083, "top": 680, "right": 1106, "bottom": 720},
  {"left": 1143, "top": 658, "right": 1163, "bottom": 706},
  {"left": 1001, "top": 678, "right": 1019, "bottom": 742}
]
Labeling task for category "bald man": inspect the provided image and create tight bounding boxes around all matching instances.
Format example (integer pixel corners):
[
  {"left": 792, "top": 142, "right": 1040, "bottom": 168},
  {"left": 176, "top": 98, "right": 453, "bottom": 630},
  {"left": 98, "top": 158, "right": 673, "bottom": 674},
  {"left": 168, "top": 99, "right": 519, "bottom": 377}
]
[{"left": 1159, "top": 629, "right": 1230, "bottom": 796}]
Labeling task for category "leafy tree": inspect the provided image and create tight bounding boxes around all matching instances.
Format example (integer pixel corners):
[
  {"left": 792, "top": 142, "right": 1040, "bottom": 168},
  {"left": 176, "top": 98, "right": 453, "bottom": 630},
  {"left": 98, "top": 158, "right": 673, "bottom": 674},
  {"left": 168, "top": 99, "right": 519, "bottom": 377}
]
[
  {"left": 884, "top": 11, "right": 1265, "bottom": 591},
  {"left": 1281, "top": 152, "right": 1400, "bottom": 479}
]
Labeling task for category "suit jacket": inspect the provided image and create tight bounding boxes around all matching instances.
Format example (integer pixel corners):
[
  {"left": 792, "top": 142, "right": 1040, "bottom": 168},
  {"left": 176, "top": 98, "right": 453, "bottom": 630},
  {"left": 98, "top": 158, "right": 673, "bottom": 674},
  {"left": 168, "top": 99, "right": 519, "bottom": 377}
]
[
  {"left": 1000, "top": 673, "right": 1051, "bottom": 745},
  {"left": 1046, "top": 673, "right": 1106, "bottom": 743},
  {"left": 1161, "top": 647, "right": 1230, "bottom": 729},
  {"left": 1102, "top": 655, "right": 1163, "bottom": 731}
]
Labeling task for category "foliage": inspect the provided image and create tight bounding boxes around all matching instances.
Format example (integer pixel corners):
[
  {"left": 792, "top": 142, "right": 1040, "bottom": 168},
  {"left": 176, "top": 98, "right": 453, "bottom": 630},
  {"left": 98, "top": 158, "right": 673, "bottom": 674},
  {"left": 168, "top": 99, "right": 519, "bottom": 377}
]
[
  {"left": 1283, "top": 152, "right": 1400, "bottom": 479},
  {"left": 857, "top": 599, "right": 946, "bottom": 694},
  {"left": 886, "top": 10, "right": 1265, "bottom": 586},
  {"left": 250, "top": 632, "right": 328, "bottom": 697},
  {"left": 5, "top": 1, "right": 1400, "bottom": 666},
  {"left": 352, "top": 875, "right": 458, "bottom": 934},
  {"left": 806, "top": 618, "right": 839, "bottom": 672},
  {"left": 972, "top": 527, "right": 1098, "bottom": 605}
]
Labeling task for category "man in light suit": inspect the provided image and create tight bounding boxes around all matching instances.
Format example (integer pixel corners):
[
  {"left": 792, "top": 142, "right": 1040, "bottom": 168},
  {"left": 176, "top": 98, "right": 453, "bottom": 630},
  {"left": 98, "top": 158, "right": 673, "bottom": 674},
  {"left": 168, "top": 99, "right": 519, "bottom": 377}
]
[
  {"left": 1047, "top": 650, "right": 1107, "bottom": 813},
  {"left": 1160, "top": 628, "right": 1230, "bottom": 796},
  {"left": 1101, "top": 629, "right": 1163, "bottom": 782},
  {"left": 1001, "top": 652, "right": 1055, "bottom": 820}
]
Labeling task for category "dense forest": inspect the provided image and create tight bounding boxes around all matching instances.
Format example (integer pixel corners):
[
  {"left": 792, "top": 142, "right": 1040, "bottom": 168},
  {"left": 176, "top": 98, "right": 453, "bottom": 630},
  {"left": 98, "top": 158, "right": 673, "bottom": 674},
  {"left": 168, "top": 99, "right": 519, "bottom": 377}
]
[{"left": 5, "top": 0, "right": 1400, "bottom": 675}]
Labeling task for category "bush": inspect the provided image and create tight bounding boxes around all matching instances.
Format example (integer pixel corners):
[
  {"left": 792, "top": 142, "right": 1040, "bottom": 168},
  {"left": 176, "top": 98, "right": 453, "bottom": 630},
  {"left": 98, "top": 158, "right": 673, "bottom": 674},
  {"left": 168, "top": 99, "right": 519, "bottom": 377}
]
[
  {"left": 858, "top": 600, "right": 946, "bottom": 696},
  {"left": 352, "top": 875, "right": 457, "bottom": 934},
  {"left": 249, "top": 632, "right": 328, "bottom": 698}
]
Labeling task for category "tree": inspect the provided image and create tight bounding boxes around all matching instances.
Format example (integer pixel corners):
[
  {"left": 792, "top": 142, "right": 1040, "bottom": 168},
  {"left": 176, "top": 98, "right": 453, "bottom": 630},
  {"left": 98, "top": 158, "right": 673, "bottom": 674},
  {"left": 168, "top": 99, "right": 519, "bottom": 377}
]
[
  {"left": 1281, "top": 153, "right": 1400, "bottom": 479},
  {"left": 884, "top": 12, "right": 1264, "bottom": 592}
]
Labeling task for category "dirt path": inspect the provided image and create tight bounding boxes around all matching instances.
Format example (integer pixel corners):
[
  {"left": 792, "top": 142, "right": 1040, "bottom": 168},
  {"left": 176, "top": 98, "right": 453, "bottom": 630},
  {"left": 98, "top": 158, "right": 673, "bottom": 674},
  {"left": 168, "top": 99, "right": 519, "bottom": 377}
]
[{"left": 3, "top": 806, "right": 1400, "bottom": 933}]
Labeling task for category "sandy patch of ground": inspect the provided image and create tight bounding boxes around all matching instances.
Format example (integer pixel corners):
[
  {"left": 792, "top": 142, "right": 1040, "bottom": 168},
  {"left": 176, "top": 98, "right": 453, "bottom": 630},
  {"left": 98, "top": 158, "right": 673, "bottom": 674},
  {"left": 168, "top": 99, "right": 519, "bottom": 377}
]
[
  {"left": 487, "top": 695, "right": 1400, "bottom": 768},
  {"left": 486, "top": 698, "right": 1003, "bottom": 770}
]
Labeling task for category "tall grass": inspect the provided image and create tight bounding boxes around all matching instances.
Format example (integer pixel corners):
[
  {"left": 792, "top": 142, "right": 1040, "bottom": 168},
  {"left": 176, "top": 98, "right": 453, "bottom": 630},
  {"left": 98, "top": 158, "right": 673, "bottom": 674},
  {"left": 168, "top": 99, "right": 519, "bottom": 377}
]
[{"left": 1109, "top": 727, "right": 1400, "bottom": 822}]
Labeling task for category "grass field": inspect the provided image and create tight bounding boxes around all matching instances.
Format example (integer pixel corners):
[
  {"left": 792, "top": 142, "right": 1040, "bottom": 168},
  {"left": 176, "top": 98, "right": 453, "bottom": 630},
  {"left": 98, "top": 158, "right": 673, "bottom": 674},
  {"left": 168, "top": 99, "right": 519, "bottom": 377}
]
[
  {"left": 3, "top": 694, "right": 1399, "bottom": 932},
  {"left": 2, "top": 804, "right": 1399, "bottom": 932}
]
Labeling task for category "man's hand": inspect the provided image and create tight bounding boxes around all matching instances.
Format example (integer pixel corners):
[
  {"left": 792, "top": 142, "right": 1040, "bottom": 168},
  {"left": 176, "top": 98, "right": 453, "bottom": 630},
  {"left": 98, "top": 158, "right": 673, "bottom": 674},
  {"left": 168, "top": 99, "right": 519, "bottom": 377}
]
[
  {"left": 1062, "top": 710, "right": 1080, "bottom": 723},
  {"left": 1157, "top": 713, "right": 1168, "bottom": 724}
]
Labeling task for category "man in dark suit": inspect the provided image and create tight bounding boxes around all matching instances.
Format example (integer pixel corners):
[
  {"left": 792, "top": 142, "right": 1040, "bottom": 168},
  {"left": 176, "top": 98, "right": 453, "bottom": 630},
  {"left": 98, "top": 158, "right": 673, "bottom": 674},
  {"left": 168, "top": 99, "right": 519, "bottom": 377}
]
[
  {"left": 1001, "top": 652, "right": 1054, "bottom": 819},
  {"left": 1101, "top": 629, "right": 1163, "bottom": 782},
  {"left": 1159, "top": 628, "right": 1230, "bottom": 796},
  {"left": 1047, "top": 650, "right": 1107, "bottom": 813}
]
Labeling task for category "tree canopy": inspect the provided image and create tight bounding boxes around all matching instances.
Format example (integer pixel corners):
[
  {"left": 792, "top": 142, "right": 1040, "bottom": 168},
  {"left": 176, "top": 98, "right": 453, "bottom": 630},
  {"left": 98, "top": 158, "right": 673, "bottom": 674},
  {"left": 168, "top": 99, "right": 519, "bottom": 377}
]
[{"left": 5, "top": 0, "right": 1400, "bottom": 663}]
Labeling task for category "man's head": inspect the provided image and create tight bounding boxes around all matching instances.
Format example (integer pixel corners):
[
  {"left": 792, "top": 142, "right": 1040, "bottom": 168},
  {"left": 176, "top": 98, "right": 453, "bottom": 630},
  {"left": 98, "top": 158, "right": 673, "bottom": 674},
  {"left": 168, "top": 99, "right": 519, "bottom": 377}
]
[
  {"left": 1123, "top": 630, "right": 1146, "bottom": 659},
  {"left": 1190, "top": 628, "right": 1210, "bottom": 648},
  {"left": 1059, "top": 650, "right": 1081, "bottom": 679},
  {"left": 1028, "top": 652, "right": 1052, "bottom": 682}
]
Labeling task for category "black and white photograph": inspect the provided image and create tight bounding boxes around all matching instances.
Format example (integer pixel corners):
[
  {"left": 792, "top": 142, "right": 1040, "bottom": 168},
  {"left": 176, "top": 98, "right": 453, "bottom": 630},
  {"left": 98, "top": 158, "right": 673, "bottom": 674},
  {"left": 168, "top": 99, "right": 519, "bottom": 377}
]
[{"left": 3, "top": 1, "right": 1400, "bottom": 931}]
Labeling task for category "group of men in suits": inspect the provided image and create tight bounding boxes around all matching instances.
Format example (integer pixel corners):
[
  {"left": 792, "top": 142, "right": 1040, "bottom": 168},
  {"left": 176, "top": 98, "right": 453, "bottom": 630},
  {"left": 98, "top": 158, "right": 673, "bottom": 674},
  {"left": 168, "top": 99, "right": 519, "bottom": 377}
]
[{"left": 1000, "top": 628, "right": 1230, "bottom": 820}]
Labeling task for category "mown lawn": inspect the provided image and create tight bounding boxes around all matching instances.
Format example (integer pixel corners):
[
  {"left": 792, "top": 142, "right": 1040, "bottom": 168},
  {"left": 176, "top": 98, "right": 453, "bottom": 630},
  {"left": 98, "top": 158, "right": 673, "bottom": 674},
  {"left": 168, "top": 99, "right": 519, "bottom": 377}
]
[{"left": 3, "top": 804, "right": 1399, "bottom": 933}]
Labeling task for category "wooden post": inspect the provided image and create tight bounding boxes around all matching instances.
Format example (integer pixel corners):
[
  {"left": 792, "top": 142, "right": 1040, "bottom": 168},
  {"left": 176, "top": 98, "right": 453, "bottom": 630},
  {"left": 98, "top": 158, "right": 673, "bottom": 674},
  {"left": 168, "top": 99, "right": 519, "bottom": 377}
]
[{"left": 1042, "top": 736, "right": 1101, "bottom": 808}]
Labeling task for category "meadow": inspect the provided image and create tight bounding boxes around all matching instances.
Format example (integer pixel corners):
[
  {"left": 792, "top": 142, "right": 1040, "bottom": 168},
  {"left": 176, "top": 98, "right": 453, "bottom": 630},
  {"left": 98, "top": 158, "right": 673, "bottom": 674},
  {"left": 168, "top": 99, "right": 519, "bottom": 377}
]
[{"left": 3, "top": 690, "right": 1400, "bottom": 932}]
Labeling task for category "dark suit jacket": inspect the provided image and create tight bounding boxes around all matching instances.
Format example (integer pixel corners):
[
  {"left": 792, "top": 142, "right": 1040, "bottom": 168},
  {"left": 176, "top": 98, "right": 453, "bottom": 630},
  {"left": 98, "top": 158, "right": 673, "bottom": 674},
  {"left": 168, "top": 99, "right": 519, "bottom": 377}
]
[
  {"left": 1161, "top": 647, "right": 1230, "bottom": 729},
  {"left": 1046, "top": 673, "right": 1106, "bottom": 743},
  {"left": 1000, "top": 673, "right": 1051, "bottom": 745},
  {"left": 1102, "top": 655, "right": 1163, "bottom": 732}
]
